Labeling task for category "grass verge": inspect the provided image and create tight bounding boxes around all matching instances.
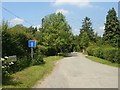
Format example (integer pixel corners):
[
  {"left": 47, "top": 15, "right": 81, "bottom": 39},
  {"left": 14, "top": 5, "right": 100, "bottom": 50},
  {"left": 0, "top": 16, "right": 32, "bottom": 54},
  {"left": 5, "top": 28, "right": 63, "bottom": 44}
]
[
  {"left": 2, "top": 56, "right": 63, "bottom": 88},
  {"left": 86, "top": 55, "right": 120, "bottom": 68}
]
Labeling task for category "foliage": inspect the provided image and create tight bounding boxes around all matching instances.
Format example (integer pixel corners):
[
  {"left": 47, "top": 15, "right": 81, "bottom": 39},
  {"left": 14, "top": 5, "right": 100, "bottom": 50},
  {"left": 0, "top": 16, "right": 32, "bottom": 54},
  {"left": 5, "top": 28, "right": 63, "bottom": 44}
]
[
  {"left": 80, "top": 32, "right": 89, "bottom": 50},
  {"left": 94, "top": 35, "right": 103, "bottom": 46},
  {"left": 87, "top": 46, "right": 119, "bottom": 63},
  {"left": 1, "top": 56, "right": 16, "bottom": 84},
  {"left": 103, "top": 8, "right": 120, "bottom": 47},
  {"left": 28, "top": 26, "right": 37, "bottom": 35},
  {"left": 39, "top": 13, "right": 73, "bottom": 55},
  {"left": 2, "top": 24, "right": 33, "bottom": 57},
  {"left": 1, "top": 22, "right": 44, "bottom": 84},
  {"left": 79, "top": 17, "right": 95, "bottom": 42},
  {"left": 10, "top": 56, "right": 32, "bottom": 72},
  {"left": 79, "top": 17, "right": 95, "bottom": 52},
  {"left": 72, "top": 35, "right": 80, "bottom": 52},
  {"left": 32, "top": 51, "right": 45, "bottom": 65}
]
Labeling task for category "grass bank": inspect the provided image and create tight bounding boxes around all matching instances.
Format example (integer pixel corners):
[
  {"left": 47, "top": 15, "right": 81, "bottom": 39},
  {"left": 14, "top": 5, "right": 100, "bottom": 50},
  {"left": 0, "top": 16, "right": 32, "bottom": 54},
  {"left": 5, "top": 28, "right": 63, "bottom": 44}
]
[
  {"left": 86, "top": 56, "right": 120, "bottom": 68},
  {"left": 2, "top": 56, "right": 63, "bottom": 88}
]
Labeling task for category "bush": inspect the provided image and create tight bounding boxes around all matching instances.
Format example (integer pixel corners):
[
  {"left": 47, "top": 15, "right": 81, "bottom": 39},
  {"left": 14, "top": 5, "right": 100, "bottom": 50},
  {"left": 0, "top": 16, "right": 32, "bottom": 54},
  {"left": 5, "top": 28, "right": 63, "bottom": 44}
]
[
  {"left": 31, "top": 54, "right": 45, "bottom": 65},
  {"left": 2, "top": 26, "right": 33, "bottom": 57},
  {"left": 114, "top": 49, "right": 120, "bottom": 63},
  {"left": 87, "top": 46, "right": 119, "bottom": 63},
  {"left": 86, "top": 46, "right": 96, "bottom": 56},
  {"left": 37, "top": 45, "right": 48, "bottom": 56},
  {"left": 9, "top": 56, "right": 32, "bottom": 72},
  {"left": 92, "top": 47, "right": 103, "bottom": 59},
  {"left": 102, "top": 48, "right": 117, "bottom": 63},
  {"left": 1, "top": 56, "right": 16, "bottom": 84}
]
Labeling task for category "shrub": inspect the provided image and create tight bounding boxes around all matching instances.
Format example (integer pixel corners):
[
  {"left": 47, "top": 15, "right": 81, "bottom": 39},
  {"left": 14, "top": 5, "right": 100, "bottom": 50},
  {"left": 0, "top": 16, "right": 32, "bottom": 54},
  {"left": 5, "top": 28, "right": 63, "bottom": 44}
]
[
  {"left": 87, "top": 46, "right": 96, "bottom": 56},
  {"left": 10, "top": 56, "right": 32, "bottom": 72},
  {"left": 87, "top": 46, "right": 119, "bottom": 63},
  {"left": 37, "top": 45, "right": 48, "bottom": 56},
  {"left": 114, "top": 49, "right": 120, "bottom": 63},
  {"left": 31, "top": 54, "right": 45, "bottom": 65},
  {"left": 92, "top": 47, "right": 103, "bottom": 59},
  {"left": 102, "top": 48, "right": 117, "bottom": 63},
  {"left": 1, "top": 56, "right": 16, "bottom": 84}
]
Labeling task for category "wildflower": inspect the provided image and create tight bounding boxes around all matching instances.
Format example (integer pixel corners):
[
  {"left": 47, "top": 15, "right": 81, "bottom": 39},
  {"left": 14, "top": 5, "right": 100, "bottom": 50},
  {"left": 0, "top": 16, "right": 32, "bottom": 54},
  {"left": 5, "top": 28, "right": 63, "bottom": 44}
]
[
  {"left": 9, "top": 62, "right": 14, "bottom": 65},
  {"left": 4, "top": 56, "right": 8, "bottom": 59},
  {"left": 1, "top": 58, "right": 5, "bottom": 61},
  {"left": 11, "top": 62, "right": 14, "bottom": 64},
  {"left": 2, "top": 66, "right": 4, "bottom": 68}
]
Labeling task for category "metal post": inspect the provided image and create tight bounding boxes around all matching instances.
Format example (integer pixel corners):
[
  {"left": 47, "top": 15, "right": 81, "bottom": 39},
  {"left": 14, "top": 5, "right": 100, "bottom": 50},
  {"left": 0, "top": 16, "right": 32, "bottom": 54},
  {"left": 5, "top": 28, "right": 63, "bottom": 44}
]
[{"left": 31, "top": 48, "right": 33, "bottom": 60}]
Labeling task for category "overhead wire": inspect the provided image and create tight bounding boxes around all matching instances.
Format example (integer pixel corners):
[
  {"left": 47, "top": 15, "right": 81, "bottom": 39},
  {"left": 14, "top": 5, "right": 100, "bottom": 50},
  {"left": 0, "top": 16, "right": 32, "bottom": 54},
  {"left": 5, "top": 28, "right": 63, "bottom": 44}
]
[{"left": 2, "top": 7, "right": 34, "bottom": 26}]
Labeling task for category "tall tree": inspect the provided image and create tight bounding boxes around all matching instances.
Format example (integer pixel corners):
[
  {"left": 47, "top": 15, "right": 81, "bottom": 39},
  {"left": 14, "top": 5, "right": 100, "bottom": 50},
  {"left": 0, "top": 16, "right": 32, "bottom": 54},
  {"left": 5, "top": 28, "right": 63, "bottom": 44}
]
[
  {"left": 80, "top": 32, "right": 89, "bottom": 52},
  {"left": 80, "top": 17, "right": 95, "bottom": 42},
  {"left": 103, "top": 8, "right": 120, "bottom": 47},
  {"left": 40, "top": 13, "right": 73, "bottom": 55},
  {"left": 73, "top": 35, "right": 80, "bottom": 52}
]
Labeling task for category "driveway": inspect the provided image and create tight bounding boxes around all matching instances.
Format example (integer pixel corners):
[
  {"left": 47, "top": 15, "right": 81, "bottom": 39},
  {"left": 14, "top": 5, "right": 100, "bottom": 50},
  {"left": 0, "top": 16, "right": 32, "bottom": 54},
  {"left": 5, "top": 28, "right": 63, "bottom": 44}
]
[{"left": 34, "top": 52, "right": 118, "bottom": 88}]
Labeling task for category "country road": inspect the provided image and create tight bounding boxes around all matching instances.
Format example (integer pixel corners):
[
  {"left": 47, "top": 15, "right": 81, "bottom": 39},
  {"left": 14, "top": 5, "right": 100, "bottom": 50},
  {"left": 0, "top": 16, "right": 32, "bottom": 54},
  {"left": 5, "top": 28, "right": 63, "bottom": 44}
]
[{"left": 34, "top": 52, "right": 118, "bottom": 88}]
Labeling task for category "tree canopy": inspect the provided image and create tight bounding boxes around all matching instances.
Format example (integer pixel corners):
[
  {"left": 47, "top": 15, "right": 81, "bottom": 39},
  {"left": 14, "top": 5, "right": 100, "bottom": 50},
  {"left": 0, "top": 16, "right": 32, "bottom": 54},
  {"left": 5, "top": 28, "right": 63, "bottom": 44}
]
[
  {"left": 103, "top": 8, "right": 120, "bottom": 47},
  {"left": 38, "top": 13, "right": 73, "bottom": 55},
  {"left": 79, "top": 17, "right": 95, "bottom": 42}
]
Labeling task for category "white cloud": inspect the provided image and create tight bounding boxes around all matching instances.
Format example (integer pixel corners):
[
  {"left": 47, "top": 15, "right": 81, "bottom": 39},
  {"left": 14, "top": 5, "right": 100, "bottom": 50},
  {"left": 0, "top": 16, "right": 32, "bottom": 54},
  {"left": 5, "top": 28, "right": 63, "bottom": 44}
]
[
  {"left": 56, "top": 9, "right": 69, "bottom": 15},
  {"left": 9, "top": 18, "right": 24, "bottom": 25},
  {"left": 54, "top": 0, "right": 92, "bottom": 8}
]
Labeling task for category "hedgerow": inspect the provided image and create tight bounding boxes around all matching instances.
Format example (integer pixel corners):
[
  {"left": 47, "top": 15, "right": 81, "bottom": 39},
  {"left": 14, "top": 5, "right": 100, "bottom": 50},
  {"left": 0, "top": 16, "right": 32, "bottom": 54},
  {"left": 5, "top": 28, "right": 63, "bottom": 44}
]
[{"left": 87, "top": 46, "right": 119, "bottom": 63}]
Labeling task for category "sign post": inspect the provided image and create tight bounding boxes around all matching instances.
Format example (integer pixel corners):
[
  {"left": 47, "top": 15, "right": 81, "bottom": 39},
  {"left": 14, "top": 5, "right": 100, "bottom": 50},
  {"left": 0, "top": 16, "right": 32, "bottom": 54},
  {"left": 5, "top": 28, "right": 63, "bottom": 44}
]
[
  {"left": 28, "top": 40, "right": 36, "bottom": 60},
  {"left": 31, "top": 48, "right": 33, "bottom": 60}
]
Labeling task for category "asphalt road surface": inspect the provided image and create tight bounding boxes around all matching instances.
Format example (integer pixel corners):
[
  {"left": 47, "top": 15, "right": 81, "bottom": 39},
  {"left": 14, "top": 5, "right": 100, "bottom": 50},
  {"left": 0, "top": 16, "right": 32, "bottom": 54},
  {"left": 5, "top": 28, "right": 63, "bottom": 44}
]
[{"left": 34, "top": 52, "right": 118, "bottom": 88}]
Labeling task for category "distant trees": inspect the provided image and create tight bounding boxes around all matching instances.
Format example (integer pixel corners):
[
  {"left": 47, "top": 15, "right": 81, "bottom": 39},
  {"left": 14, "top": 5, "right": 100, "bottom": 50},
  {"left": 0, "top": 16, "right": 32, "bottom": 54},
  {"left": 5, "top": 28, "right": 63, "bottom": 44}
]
[
  {"left": 80, "top": 17, "right": 95, "bottom": 42},
  {"left": 72, "top": 35, "right": 80, "bottom": 52},
  {"left": 80, "top": 32, "right": 89, "bottom": 52},
  {"left": 79, "top": 17, "right": 95, "bottom": 51},
  {"left": 103, "top": 8, "right": 120, "bottom": 47}
]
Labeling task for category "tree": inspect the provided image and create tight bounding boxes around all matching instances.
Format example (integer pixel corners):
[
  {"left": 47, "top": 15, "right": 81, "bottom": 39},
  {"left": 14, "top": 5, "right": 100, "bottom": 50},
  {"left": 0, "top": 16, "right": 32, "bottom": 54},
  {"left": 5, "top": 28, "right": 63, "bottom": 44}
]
[
  {"left": 73, "top": 35, "right": 80, "bottom": 52},
  {"left": 95, "top": 35, "right": 103, "bottom": 46},
  {"left": 103, "top": 8, "right": 120, "bottom": 47},
  {"left": 2, "top": 23, "right": 33, "bottom": 57},
  {"left": 80, "top": 17, "right": 95, "bottom": 42},
  {"left": 39, "top": 13, "right": 73, "bottom": 55},
  {"left": 80, "top": 32, "right": 89, "bottom": 52},
  {"left": 28, "top": 26, "right": 37, "bottom": 35}
]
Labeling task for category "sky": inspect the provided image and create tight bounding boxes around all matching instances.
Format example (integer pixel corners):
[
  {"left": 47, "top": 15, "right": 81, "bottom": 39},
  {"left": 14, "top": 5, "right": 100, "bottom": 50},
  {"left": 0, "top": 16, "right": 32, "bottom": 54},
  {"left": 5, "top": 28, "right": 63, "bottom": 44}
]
[{"left": 2, "top": 1, "right": 118, "bottom": 36}]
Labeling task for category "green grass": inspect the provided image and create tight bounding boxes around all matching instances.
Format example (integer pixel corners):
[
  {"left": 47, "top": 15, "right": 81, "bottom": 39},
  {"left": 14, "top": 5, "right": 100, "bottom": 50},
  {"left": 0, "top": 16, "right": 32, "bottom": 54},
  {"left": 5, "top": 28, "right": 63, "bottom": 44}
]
[
  {"left": 86, "top": 55, "right": 120, "bottom": 68},
  {"left": 2, "top": 56, "right": 63, "bottom": 88}
]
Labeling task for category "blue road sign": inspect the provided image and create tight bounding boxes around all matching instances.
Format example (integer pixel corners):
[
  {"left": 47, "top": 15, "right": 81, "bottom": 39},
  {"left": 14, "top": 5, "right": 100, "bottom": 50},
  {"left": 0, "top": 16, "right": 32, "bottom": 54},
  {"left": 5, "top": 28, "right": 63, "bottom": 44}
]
[{"left": 28, "top": 40, "right": 36, "bottom": 48}]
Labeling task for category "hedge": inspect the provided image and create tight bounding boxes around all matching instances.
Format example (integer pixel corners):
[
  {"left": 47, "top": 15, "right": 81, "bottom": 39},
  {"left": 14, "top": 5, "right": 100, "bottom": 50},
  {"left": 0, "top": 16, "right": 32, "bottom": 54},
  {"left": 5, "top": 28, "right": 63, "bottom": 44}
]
[{"left": 87, "top": 46, "right": 120, "bottom": 63}]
